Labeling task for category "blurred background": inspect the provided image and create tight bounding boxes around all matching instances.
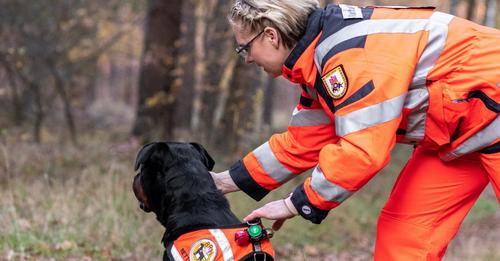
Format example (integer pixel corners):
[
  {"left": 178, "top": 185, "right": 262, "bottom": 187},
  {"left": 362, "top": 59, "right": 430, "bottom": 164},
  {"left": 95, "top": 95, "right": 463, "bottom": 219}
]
[{"left": 0, "top": 0, "right": 499, "bottom": 260}]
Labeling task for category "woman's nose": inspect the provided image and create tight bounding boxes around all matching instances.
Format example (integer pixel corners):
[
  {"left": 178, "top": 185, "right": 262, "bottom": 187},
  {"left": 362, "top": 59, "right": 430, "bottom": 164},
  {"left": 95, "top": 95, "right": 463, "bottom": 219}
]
[{"left": 245, "top": 55, "right": 254, "bottom": 64}]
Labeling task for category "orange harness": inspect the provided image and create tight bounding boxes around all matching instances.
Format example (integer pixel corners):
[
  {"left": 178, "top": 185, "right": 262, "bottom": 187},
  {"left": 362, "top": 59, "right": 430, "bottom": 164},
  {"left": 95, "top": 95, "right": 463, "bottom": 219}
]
[{"left": 163, "top": 223, "right": 275, "bottom": 261}]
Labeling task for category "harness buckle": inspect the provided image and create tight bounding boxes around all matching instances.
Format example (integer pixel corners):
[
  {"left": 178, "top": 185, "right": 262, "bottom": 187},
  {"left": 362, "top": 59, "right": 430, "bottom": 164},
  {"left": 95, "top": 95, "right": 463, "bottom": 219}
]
[
  {"left": 253, "top": 252, "right": 267, "bottom": 261},
  {"left": 235, "top": 219, "right": 274, "bottom": 246}
]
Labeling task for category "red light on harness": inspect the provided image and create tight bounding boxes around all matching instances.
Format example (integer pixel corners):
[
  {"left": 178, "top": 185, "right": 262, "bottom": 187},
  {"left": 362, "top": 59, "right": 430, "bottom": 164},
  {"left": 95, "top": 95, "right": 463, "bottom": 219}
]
[{"left": 235, "top": 230, "right": 250, "bottom": 246}]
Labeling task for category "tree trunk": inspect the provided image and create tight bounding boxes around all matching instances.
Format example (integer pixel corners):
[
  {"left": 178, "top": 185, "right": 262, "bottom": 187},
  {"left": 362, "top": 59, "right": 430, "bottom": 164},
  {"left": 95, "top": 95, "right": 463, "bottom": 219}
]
[
  {"left": 32, "top": 83, "right": 44, "bottom": 143},
  {"left": 466, "top": 0, "right": 476, "bottom": 20},
  {"left": 124, "top": 33, "right": 136, "bottom": 105},
  {"left": 190, "top": 0, "right": 217, "bottom": 138},
  {"left": 252, "top": 71, "right": 268, "bottom": 137},
  {"left": 132, "top": 0, "right": 183, "bottom": 141},
  {"left": 84, "top": 57, "right": 99, "bottom": 108},
  {"left": 263, "top": 78, "right": 275, "bottom": 128},
  {"left": 0, "top": 57, "right": 45, "bottom": 142},
  {"left": 48, "top": 62, "right": 78, "bottom": 145},
  {"left": 212, "top": 51, "right": 238, "bottom": 134},
  {"left": 172, "top": 0, "right": 196, "bottom": 132},
  {"left": 8, "top": 74, "right": 24, "bottom": 126},
  {"left": 484, "top": 0, "right": 497, "bottom": 27},
  {"left": 497, "top": 0, "right": 500, "bottom": 28},
  {"left": 1, "top": 59, "right": 25, "bottom": 125},
  {"left": 450, "top": 0, "right": 460, "bottom": 15},
  {"left": 216, "top": 60, "right": 260, "bottom": 154}
]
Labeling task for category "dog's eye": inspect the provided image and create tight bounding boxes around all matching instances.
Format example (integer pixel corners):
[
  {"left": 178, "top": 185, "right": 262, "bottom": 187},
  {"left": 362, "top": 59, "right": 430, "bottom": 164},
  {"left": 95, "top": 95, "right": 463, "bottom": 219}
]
[{"left": 139, "top": 202, "right": 151, "bottom": 213}]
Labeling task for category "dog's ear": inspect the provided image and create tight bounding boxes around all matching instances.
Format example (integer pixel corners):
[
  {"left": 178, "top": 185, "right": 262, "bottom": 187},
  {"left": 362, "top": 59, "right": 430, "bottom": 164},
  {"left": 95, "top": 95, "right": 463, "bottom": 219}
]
[
  {"left": 135, "top": 142, "right": 174, "bottom": 172},
  {"left": 190, "top": 142, "right": 215, "bottom": 171},
  {"left": 134, "top": 142, "right": 156, "bottom": 171}
]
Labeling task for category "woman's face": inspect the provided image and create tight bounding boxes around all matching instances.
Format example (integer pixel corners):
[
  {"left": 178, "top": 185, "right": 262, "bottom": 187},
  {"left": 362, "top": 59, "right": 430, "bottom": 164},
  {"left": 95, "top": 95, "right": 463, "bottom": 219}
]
[{"left": 232, "top": 23, "right": 292, "bottom": 78}]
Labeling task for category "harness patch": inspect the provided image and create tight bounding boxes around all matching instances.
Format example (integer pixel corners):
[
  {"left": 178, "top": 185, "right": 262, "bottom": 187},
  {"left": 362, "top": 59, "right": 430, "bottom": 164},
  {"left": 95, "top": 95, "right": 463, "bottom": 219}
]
[
  {"left": 322, "top": 65, "right": 348, "bottom": 99},
  {"left": 189, "top": 238, "right": 217, "bottom": 261}
]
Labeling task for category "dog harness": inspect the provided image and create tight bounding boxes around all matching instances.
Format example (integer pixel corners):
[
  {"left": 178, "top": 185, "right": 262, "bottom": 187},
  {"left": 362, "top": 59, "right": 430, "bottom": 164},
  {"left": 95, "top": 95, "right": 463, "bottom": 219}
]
[{"left": 163, "top": 221, "right": 275, "bottom": 261}]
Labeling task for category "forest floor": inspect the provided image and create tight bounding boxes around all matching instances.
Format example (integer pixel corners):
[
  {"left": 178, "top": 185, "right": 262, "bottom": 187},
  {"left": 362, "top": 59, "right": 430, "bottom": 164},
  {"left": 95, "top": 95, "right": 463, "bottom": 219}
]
[{"left": 0, "top": 128, "right": 499, "bottom": 260}]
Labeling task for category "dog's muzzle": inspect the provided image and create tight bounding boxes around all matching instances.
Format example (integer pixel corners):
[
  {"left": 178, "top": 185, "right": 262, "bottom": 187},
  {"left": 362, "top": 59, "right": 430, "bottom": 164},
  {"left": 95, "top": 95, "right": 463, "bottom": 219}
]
[{"left": 133, "top": 173, "right": 152, "bottom": 213}]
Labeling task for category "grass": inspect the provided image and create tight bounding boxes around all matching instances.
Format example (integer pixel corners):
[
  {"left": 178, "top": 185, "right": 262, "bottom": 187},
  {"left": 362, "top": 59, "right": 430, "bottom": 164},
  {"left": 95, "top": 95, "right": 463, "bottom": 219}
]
[
  {"left": 0, "top": 128, "right": 498, "bottom": 260},
  {"left": 0, "top": 129, "right": 162, "bottom": 260}
]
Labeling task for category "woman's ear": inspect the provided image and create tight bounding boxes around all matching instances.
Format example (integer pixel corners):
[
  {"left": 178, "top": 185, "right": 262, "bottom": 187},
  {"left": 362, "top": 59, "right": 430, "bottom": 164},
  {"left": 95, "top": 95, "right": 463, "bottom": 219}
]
[{"left": 264, "top": 26, "right": 280, "bottom": 49}]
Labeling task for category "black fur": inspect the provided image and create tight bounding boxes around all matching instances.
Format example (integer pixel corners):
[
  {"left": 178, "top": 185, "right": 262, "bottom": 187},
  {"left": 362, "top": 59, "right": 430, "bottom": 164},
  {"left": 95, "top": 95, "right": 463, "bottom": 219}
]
[{"left": 133, "top": 142, "right": 240, "bottom": 258}]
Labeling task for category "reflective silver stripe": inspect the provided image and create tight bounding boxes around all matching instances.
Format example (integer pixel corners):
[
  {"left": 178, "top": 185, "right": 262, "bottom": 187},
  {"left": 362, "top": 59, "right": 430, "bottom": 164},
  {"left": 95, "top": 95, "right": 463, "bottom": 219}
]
[
  {"left": 310, "top": 166, "right": 353, "bottom": 202},
  {"left": 402, "top": 12, "right": 452, "bottom": 142},
  {"left": 314, "top": 12, "right": 454, "bottom": 85},
  {"left": 400, "top": 88, "right": 429, "bottom": 142},
  {"left": 209, "top": 229, "right": 234, "bottom": 261},
  {"left": 253, "top": 142, "right": 294, "bottom": 183},
  {"left": 335, "top": 94, "right": 406, "bottom": 136},
  {"left": 290, "top": 108, "right": 332, "bottom": 126},
  {"left": 411, "top": 12, "right": 453, "bottom": 88},
  {"left": 404, "top": 88, "right": 428, "bottom": 110},
  {"left": 170, "top": 245, "right": 184, "bottom": 261},
  {"left": 442, "top": 115, "right": 500, "bottom": 161},
  {"left": 314, "top": 19, "right": 429, "bottom": 71}
]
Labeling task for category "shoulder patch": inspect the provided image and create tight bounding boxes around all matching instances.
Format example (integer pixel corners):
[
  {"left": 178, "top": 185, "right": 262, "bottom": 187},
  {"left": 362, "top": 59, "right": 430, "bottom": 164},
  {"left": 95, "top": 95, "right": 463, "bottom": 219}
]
[
  {"left": 189, "top": 238, "right": 217, "bottom": 261},
  {"left": 321, "top": 65, "right": 348, "bottom": 99}
]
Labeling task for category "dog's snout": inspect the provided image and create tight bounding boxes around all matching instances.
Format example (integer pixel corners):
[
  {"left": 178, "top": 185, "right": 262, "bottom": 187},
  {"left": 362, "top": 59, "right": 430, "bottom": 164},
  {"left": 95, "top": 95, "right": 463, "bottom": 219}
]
[
  {"left": 133, "top": 173, "right": 152, "bottom": 213},
  {"left": 132, "top": 174, "right": 141, "bottom": 197}
]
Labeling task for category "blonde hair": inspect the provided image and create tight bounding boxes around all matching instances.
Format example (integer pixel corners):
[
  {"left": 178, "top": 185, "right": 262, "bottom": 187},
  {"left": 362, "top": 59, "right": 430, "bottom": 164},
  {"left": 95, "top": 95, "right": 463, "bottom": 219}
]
[{"left": 229, "top": 0, "right": 320, "bottom": 49}]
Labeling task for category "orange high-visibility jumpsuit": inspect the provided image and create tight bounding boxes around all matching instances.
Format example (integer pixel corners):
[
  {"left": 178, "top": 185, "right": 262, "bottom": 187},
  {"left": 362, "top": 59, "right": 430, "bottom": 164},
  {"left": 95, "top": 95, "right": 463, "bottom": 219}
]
[{"left": 228, "top": 4, "right": 499, "bottom": 260}]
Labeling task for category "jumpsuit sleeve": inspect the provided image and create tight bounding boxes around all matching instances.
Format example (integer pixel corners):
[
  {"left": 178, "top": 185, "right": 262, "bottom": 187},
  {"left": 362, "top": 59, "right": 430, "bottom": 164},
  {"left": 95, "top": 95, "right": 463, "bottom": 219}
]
[
  {"left": 291, "top": 48, "right": 415, "bottom": 224},
  {"left": 229, "top": 87, "right": 337, "bottom": 201}
]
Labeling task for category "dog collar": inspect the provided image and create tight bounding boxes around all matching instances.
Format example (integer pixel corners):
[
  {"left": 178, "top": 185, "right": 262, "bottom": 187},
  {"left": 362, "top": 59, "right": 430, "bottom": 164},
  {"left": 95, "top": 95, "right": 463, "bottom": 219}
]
[{"left": 163, "top": 222, "right": 275, "bottom": 261}]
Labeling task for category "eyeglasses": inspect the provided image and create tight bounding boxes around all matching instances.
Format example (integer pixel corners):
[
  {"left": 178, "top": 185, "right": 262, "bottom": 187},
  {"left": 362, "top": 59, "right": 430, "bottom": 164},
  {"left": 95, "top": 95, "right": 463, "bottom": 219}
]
[{"left": 235, "top": 30, "right": 264, "bottom": 59}]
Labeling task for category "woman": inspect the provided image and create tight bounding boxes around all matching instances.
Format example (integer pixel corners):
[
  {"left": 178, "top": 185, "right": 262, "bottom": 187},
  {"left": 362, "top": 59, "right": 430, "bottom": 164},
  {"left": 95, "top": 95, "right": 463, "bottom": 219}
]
[{"left": 212, "top": 0, "right": 500, "bottom": 259}]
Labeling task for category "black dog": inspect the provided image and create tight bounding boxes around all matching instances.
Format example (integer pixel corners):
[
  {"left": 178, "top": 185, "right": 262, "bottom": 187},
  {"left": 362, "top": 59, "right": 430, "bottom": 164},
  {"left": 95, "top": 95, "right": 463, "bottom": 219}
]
[{"left": 133, "top": 142, "right": 274, "bottom": 261}]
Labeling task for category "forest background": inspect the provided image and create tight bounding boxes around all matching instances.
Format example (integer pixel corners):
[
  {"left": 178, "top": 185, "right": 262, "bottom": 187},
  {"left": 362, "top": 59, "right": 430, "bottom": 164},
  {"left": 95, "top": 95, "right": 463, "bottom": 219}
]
[{"left": 0, "top": 0, "right": 499, "bottom": 260}]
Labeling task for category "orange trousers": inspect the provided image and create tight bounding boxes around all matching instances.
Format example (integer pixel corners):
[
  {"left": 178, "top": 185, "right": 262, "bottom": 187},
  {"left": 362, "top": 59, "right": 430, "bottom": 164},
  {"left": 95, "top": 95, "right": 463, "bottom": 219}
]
[{"left": 374, "top": 146, "right": 498, "bottom": 260}]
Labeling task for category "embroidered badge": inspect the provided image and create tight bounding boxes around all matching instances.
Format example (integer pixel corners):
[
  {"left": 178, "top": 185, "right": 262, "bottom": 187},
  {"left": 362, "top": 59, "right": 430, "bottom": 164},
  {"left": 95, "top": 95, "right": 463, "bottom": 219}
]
[
  {"left": 189, "top": 239, "right": 217, "bottom": 261},
  {"left": 321, "top": 65, "right": 348, "bottom": 99}
]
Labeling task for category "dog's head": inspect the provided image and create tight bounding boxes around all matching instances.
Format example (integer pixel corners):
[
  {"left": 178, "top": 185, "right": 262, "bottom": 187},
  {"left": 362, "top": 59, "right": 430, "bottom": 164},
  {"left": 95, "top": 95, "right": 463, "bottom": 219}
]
[{"left": 132, "top": 142, "right": 215, "bottom": 220}]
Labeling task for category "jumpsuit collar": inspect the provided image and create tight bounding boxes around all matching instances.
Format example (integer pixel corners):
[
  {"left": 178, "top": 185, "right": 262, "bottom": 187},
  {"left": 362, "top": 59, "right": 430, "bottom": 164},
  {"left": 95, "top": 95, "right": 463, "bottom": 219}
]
[{"left": 282, "top": 7, "right": 324, "bottom": 84}]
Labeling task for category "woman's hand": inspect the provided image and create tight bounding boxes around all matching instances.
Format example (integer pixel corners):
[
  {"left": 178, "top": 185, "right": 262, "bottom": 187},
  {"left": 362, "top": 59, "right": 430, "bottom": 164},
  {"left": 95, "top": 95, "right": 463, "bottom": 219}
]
[
  {"left": 244, "top": 196, "right": 298, "bottom": 231},
  {"left": 210, "top": 170, "right": 239, "bottom": 194}
]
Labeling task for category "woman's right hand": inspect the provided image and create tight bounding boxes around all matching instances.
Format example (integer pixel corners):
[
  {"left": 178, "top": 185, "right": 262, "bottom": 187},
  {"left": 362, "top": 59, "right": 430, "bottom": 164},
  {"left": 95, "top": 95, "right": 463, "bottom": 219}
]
[{"left": 210, "top": 170, "right": 240, "bottom": 194}]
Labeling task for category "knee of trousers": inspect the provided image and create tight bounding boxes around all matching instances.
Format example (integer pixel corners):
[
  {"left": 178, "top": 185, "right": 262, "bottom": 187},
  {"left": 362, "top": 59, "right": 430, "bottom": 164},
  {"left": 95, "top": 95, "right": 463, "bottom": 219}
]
[{"left": 374, "top": 213, "right": 448, "bottom": 261}]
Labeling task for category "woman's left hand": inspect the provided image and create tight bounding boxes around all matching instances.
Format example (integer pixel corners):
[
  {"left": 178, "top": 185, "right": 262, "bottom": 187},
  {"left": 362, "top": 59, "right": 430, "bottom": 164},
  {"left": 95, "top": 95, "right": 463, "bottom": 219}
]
[{"left": 244, "top": 197, "right": 298, "bottom": 231}]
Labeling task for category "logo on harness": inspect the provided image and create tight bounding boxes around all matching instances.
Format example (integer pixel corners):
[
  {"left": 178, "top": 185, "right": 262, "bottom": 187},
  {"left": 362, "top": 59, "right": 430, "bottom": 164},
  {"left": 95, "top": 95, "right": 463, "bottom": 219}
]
[{"left": 189, "top": 239, "right": 217, "bottom": 261}]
